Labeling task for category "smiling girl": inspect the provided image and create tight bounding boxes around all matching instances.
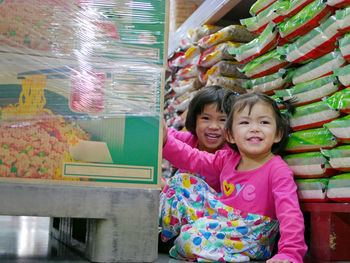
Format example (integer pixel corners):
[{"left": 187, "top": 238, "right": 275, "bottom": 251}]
[{"left": 160, "top": 92, "right": 307, "bottom": 263}]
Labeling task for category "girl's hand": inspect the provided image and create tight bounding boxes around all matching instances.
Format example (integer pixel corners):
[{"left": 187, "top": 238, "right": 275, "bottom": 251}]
[
  {"left": 163, "top": 119, "right": 168, "bottom": 147},
  {"left": 266, "top": 259, "right": 291, "bottom": 263}
]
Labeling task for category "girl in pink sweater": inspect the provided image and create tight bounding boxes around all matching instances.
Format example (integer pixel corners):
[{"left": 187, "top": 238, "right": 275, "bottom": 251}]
[
  {"left": 163, "top": 85, "right": 232, "bottom": 192},
  {"left": 160, "top": 92, "right": 307, "bottom": 263}
]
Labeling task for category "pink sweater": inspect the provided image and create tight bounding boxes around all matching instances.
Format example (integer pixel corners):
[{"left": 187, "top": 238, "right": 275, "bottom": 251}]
[
  {"left": 163, "top": 133, "right": 307, "bottom": 263},
  {"left": 168, "top": 128, "right": 230, "bottom": 193}
]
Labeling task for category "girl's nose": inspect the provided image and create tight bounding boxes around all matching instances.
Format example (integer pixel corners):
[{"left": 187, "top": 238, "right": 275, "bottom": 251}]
[
  {"left": 249, "top": 122, "right": 260, "bottom": 132},
  {"left": 208, "top": 121, "right": 220, "bottom": 129}
]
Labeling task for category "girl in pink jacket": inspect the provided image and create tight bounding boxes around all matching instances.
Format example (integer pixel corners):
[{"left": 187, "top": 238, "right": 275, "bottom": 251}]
[
  {"left": 160, "top": 92, "right": 307, "bottom": 263},
  {"left": 163, "top": 85, "right": 232, "bottom": 192}
]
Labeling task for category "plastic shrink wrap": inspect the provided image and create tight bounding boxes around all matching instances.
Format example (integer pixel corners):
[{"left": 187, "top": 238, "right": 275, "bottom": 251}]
[{"left": 0, "top": 0, "right": 168, "bottom": 187}]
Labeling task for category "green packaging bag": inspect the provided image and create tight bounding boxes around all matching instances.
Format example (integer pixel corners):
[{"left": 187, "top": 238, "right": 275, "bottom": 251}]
[
  {"left": 285, "top": 127, "right": 338, "bottom": 153},
  {"left": 284, "top": 151, "right": 333, "bottom": 178},
  {"left": 327, "top": 173, "right": 350, "bottom": 202}
]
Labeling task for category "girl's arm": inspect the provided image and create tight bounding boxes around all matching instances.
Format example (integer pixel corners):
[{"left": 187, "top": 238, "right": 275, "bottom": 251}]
[
  {"left": 269, "top": 165, "right": 308, "bottom": 263},
  {"left": 163, "top": 128, "right": 225, "bottom": 178}
]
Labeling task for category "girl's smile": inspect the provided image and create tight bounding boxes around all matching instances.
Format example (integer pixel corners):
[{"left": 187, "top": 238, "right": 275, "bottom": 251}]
[
  {"left": 226, "top": 101, "right": 282, "bottom": 167},
  {"left": 196, "top": 103, "right": 226, "bottom": 153}
]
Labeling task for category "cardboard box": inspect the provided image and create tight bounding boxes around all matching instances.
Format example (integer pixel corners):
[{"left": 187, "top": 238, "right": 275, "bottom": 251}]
[{"left": 0, "top": 0, "right": 168, "bottom": 188}]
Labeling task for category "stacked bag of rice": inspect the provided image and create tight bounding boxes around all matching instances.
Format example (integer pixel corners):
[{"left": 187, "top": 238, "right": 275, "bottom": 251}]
[
  {"left": 234, "top": 0, "right": 350, "bottom": 202},
  {"left": 165, "top": 24, "right": 257, "bottom": 130}
]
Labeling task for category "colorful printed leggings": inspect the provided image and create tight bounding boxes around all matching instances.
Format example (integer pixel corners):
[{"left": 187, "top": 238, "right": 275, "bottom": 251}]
[{"left": 159, "top": 173, "right": 279, "bottom": 262}]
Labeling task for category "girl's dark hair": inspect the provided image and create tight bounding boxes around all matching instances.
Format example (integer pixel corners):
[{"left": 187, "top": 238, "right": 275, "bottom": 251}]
[
  {"left": 223, "top": 91, "right": 295, "bottom": 155},
  {"left": 185, "top": 85, "right": 226, "bottom": 135}
]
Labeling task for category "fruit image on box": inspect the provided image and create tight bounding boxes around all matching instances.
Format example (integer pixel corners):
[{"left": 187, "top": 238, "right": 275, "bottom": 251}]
[{"left": 0, "top": 0, "right": 168, "bottom": 188}]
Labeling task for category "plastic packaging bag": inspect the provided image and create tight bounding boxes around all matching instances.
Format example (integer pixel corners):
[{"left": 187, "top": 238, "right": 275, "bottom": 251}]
[
  {"left": 324, "top": 115, "right": 350, "bottom": 144},
  {"left": 166, "top": 90, "right": 198, "bottom": 113},
  {"left": 285, "top": 127, "right": 338, "bottom": 153},
  {"left": 241, "top": 1, "right": 286, "bottom": 34},
  {"left": 244, "top": 68, "right": 293, "bottom": 95},
  {"left": 198, "top": 41, "right": 240, "bottom": 68},
  {"left": 197, "top": 25, "right": 257, "bottom": 50},
  {"left": 207, "top": 76, "right": 247, "bottom": 94},
  {"left": 170, "top": 46, "right": 202, "bottom": 68},
  {"left": 175, "top": 64, "right": 206, "bottom": 80},
  {"left": 327, "top": 173, "right": 350, "bottom": 202},
  {"left": 326, "top": 87, "right": 350, "bottom": 113},
  {"left": 200, "top": 61, "right": 247, "bottom": 85},
  {"left": 295, "top": 178, "right": 329, "bottom": 202},
  {"left": 230, "top": 23, "right": 279, "bottom": 64},
  {"left": 326, "top": 0, "right": 350, "bottom": 8},
  {"left": 322, "top": 145, "right": 350, "bottom": 172},
  {"left": 289, "top": 100, "right": 340, "bottom": 131},
  {"left": 169, "top": 78, "right": 202, "bottom": 96},
  {"left": 241, "top": 49, "right": 290, "bottom": 78},
  {"left": 292, "top": 50, "right": 346, "bottom": 85},
  {"left": 276, "top": 0, "right": 316, "bottom": 18},
  {"left": 334, "top": 64, "right": 350, "bottom": 87},
  {"left": 279, "top": 14, "right": 341, "bottom": 64},
  {"left": 249, "top": 0, "right": 279, "bottom": 15},
  {"left": 284, "top": 152, "right": 334, "bottom": 178},
  {"left": 189, "top": 25, "right": 223, "bottom": 43},
  {"left": 278, "top": 0, "right": 334, "bottom": 41},
  {"left": 339, "top": 33, "right": 350, "bottom": 62},
  {"left": 275, "top": 75, "right": 340, "bottom": 106},
  {"left": 335, "top": 6, "right": 350, "bottom": 34}
]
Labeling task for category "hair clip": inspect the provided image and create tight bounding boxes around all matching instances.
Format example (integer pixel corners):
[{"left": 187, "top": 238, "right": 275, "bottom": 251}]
[{"left": 232, "top": 91, "right": 240, "bottom": 97}]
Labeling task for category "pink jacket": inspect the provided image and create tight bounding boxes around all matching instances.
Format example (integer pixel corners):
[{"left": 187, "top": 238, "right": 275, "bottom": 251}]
[
  {"left": 168, "top": 128, "right": 230, "bottom": 193},
  {"left": 163, "top": 133, "right": 307, "bottom": 263}
]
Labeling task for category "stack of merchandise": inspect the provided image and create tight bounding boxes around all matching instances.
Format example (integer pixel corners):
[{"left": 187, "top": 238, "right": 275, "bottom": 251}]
[
  {"left": 165, "top": 25, "right": 257, "bottom": 130},
  {"left": 232, "top": 0, "right": 350, "bottom": 203}
]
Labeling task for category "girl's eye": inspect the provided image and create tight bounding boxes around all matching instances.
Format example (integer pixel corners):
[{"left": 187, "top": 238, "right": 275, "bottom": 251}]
[
  {"left": 239, "top": 121, "right": 249, "bottom": 125},
  {"left": 261, "top": 121, "right": 270, "bottom": 124},
  {"left": 201, "top": 116, "right": 210, "bottom": 120},
  {"left": 219, "top": 118, "right": 226, "bottom": 122}
]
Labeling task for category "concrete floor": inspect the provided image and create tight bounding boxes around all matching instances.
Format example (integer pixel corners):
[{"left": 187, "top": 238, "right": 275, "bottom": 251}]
[{"left": 0, "top": 215, "right": 181, "bottom": 263}]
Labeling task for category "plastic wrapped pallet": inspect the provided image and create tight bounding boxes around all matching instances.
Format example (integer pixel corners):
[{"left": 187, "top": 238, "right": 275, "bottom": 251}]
[
  {"left": 0, "top": 0, "right": 167, "bottom": 187},
  {"left": 327, "top": 173, "right": 350, "bottom": 202},
  {"left": 275, "top": 75, "right": 340, "bottom": 106},
  {"left": 295, "top": 178, "right": 329, "bottom": 202},
  {"left": 285, "top": 127, "right": 338, "bottom": 153},
  {"left": 284, "top": 152, "right": 334, "bottom": 178}
]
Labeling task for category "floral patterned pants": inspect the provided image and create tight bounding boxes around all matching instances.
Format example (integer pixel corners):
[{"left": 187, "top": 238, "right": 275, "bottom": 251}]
[{"left": 159, "top": 173, "right": 279, "bottom": 262}]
